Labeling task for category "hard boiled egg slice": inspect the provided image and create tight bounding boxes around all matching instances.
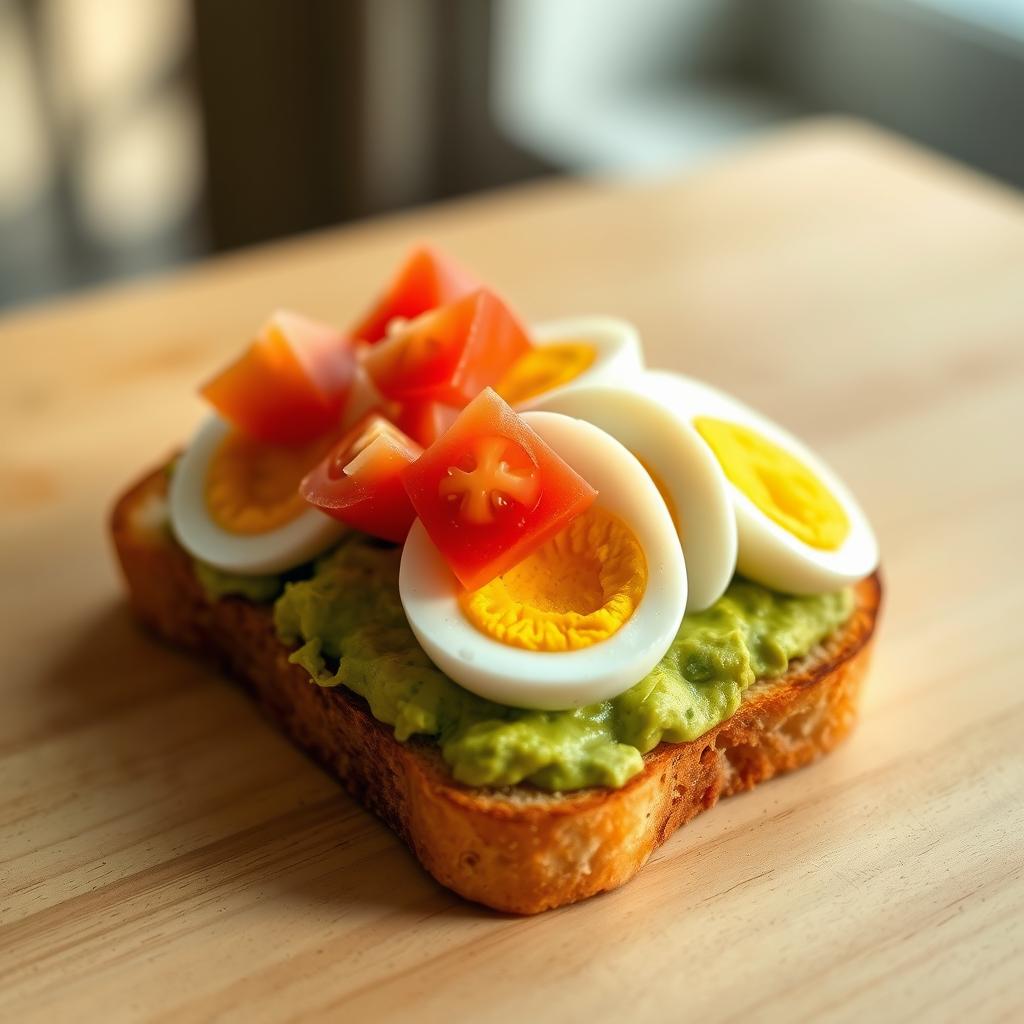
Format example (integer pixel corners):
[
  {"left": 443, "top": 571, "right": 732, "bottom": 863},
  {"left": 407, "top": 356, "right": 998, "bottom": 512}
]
[
  {"left": 169, "top": 414, "right": 346, "bottom": 574},
  {"left": 496, "top": 316, "right": 644, "bottom": 409},
  {"left": 645, "top": 371, "right": 879, "bottom": 594},
  {"left": 399, "top": 411, "right": 686, "bottom": 710},
  {"left": 530, "top": 384, "right": 737, "bottom": 611}
]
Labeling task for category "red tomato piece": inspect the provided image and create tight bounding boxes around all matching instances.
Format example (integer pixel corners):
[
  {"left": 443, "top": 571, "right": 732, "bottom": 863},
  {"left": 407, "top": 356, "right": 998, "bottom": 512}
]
[
  {"left": 349, "top": 246, "right": 480, "bottom": 344},
  {"left": 201, "top": 310, "right": 356, "bottom": 444},
  {"left": 362, "top": 290, "right": 533, "bottom": 408},
  {"left": 393, "top": 398, "right": 460, "bottom": 448},
  {"left": 300, "top": 413, "right": 423, "bottom": 543},
  {"left": 401, "top": 389, "right": 597, "bottom": 590}
]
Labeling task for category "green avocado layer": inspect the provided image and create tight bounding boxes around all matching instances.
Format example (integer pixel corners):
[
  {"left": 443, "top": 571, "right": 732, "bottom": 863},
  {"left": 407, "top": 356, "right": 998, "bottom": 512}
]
[
  {"left": 269, "top": 535, "right": 854, "bottom": 792},
  {"left": 193, "top": 560, "right": 284, "bottom": 604}
]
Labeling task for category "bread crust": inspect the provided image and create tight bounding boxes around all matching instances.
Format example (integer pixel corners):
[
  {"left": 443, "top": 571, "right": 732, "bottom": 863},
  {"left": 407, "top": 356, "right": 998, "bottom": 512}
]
[{"left": 111, "top": 468, "right": 882, "bottom": 914}]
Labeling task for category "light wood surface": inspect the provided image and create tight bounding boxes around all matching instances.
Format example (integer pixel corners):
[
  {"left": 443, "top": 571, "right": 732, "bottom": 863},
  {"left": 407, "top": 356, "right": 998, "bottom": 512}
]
[{"left": 1, "top": 119, "right": 1022, "bottom": 1023}]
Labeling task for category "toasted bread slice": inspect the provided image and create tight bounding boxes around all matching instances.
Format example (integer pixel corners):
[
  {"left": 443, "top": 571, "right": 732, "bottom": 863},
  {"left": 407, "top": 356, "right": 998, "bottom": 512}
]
[{"left": 111, "top": 467, "right": 881, "bottom": 914}]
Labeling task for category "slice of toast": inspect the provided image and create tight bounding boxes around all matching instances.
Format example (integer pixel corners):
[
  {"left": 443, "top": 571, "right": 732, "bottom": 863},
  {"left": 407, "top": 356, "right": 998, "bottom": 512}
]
[{"left": 111, "top": 467, "right": 882, "bottom": 914}]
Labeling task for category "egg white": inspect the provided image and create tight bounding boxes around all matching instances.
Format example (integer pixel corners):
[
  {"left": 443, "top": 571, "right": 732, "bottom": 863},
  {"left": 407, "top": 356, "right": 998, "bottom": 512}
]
[
  {"left": 644, "top": 371, "right": 879, "bottom": 594},
  {"left": 169, "top": 414, "right": 346, "bottom": 575},
  {"left": 512, "top": 316, "right": 645, "bottom": 409},
  {"left": 399, "top": 411, "right": 687, "bottom": 710}
]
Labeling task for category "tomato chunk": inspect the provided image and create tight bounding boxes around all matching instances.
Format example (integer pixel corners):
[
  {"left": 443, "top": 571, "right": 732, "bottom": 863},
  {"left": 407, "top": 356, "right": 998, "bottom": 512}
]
[
  {"left": 393, "top": 398, "right": 460, "bottom": 448},
  {"left": 201, "top": 310, "right": 356, "bottom": 444},
  {"left": 401, "top": 389, "right": 597, "bottom": 590},
  {"left": 349, "top": 246, "right": 480, "bottom": 344},
  {"left": 300, "top": 414, "right": 423, "bottom": 543},
  {"left": 363, "top": 290, "right": 532, "bottom": 408}
]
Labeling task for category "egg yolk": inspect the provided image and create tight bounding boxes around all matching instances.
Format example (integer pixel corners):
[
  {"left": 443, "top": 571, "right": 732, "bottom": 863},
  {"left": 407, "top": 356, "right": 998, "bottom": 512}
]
[
  {"left": 496, "top": 341, "right": 596, "bottom": 405},
  {"left": 460, "top": 506, "right": 647, "bottom": 652},
  {"left": 694, "top": 416, "right": 850, "bottom": 550},
  {"left": 206, "top": 431, "right": 336, "bottom": 534}
]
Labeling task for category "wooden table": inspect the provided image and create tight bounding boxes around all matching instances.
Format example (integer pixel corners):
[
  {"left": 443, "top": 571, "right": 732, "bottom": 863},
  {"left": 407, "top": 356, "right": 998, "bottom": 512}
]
[{"left": 2, "top": 120, "right": 1022, "bottom": 1023}]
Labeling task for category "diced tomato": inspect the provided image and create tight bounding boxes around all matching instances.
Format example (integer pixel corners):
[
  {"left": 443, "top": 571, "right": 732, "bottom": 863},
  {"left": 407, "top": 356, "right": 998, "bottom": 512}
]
[
  {"left": 362, "top": 290, "right": 532, "bottom": 408},
  {"left": 393, "top": 398, "right": 460, "bottom": 448},
  {"left": 300, "top": 413, "right": 423, "bottom": 543},
  {"left": 201, "top": 310, "right": 356, "bottom": 444},
  {"left": 401, "top": 389, "right": 597, "bottom": 590},
  {"left": 349, "top": 246, "right": 480, "bottom": 344},
  {"left": 339, "top": 359, "right": 399, "bottom": 430}
]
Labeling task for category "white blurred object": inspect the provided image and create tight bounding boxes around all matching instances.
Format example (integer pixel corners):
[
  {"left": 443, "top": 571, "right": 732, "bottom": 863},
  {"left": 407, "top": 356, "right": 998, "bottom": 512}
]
[
  {"left": 43, "top": 0, "right": 190, "bottom": 119},
  {"left": 493, "top": 0, "right": 796, "bottom": 175},
  {"left": 0, "top": 0, "right": 202, "bottom": 306},
  {"left": 41, "top": 0, "right": 200, "bottom": 247},
  {"left": 75, "top": 87, "right": 201, "bottom": 247}
]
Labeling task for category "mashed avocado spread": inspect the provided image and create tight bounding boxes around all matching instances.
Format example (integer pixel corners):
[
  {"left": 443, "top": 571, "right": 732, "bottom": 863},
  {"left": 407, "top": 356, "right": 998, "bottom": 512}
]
[
  {"left": 194, "top": 560, "right": 283, "bottom": 603},
  {"left": 268, "top": 535, "right": 853, "bottom": 792}
]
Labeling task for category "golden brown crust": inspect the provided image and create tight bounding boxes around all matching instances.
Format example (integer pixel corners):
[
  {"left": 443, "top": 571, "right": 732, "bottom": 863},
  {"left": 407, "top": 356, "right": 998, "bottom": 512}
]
[{"left": 111, "top": 468, "right": 882, "bottom": 914}]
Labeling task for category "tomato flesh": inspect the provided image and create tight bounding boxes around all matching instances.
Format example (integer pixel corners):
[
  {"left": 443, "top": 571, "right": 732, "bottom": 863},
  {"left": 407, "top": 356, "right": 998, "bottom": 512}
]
[
  {"left": 393, "top": 398, "right": 460, "bottom": 448},
  {"left": 402, "top": 389, "right": 597, "bottom": 590},
  {"left": 363, "top": 290, "right": 532, "bottom": 408},
  {"left": 201, "top": 310, "right": 355, "bottom": 444},
  {"left": 300, "top": 413, "right": 423, "bottom": 542},
  {"left": 349, "top": 246, "right": 480, "bottom": 344}
]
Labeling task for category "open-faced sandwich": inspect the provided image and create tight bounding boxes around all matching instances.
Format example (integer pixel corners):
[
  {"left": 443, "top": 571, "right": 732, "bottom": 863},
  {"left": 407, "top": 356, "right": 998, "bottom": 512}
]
[{"left": 112, "top": 247, "right": 882, "bottom": 914}]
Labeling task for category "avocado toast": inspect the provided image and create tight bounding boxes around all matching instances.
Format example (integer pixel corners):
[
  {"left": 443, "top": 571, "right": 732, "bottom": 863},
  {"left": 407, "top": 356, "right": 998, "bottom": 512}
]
[{"left": 112, "top": 246, "right": 882, "bottom": 913}]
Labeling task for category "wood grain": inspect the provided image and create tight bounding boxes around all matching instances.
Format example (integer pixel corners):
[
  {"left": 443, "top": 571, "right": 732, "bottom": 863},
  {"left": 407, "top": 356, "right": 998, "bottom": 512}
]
[{"left": 1, "top": 119, "right": 1022, "bottom": 1023}]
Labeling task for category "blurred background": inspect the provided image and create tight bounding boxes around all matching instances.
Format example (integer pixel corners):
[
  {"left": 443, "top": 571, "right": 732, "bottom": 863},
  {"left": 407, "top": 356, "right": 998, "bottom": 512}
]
[{"left": 1, "top": 0, "right": 1022, "bottom": 311}]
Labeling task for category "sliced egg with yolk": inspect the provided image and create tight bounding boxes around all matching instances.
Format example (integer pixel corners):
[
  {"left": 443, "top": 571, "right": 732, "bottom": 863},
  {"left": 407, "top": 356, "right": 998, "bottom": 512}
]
[
  {"left": 644, "top": 371, "right": 879, "bottom": 594},
  {"left": 399, "top": 411, "right": 686, "bottom": 710},
  {"left": 169, "top": 414, "right": 346, "bottom": 574},
  {"left": 530, "top": 384, "right": 737, "bottom": 611},
  {"left": 496, "top": 316, "right": 644, "bottom": 409}
]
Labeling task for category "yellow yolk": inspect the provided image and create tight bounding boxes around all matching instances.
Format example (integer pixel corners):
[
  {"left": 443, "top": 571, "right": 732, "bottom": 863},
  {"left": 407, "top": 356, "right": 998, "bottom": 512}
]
[
  {"left": 694, "top": 416, "right": 850, "bottom": 550},
  {"left": 460, "top": 506, "right": 647, "bottom": 652},
  {"left": 496, "top": 341, "right": 597, "bottom": 405},
  {"left": 205, "top": 431, "right": 335, "bottom": 534}
]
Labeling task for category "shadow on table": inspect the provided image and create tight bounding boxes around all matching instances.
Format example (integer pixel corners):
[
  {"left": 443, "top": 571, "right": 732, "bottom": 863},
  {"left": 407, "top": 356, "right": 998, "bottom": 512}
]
[{"left": 36, "top": 601, "right": 504, "bottom": 925}]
